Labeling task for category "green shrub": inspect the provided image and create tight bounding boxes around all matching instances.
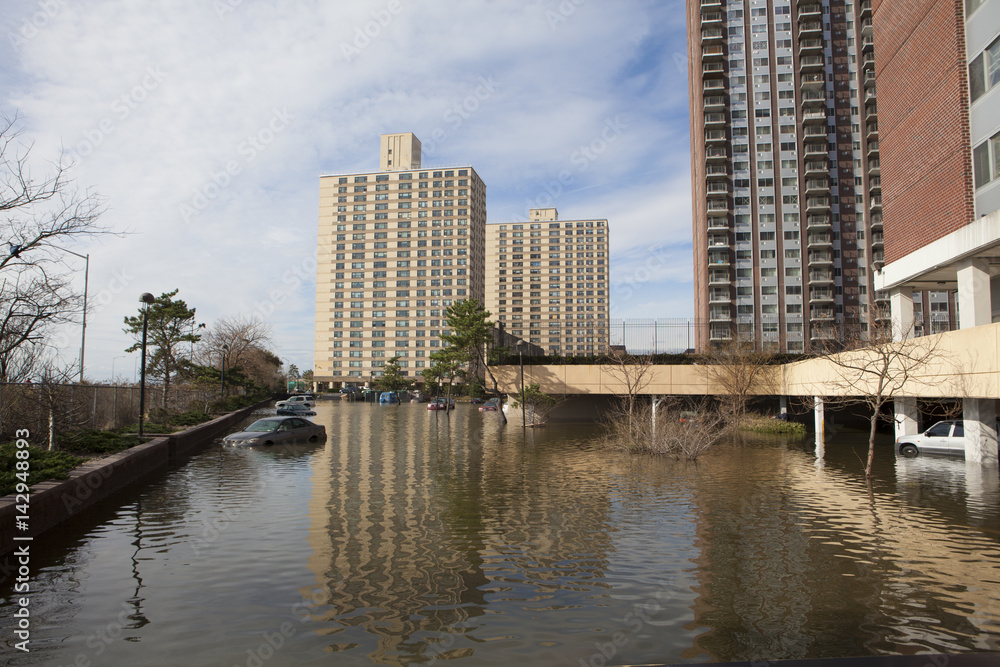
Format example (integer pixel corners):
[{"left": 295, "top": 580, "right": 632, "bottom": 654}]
[
  {"left": 740, "top": 414, "right": 807, "bottom": 435},
  {"left": 171, "top": 409, "right": 212, "bottom": 426},
  {"left": 60, "top": 429, "right": 144, "bottom": 454},
  {"left": 0, "top": 443, "right": 85, "bottom": 497}
]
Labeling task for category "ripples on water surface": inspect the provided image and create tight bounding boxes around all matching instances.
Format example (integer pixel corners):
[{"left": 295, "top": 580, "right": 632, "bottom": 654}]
[{"left": 1, "top": 402, "right": 998, "bottom": 665}]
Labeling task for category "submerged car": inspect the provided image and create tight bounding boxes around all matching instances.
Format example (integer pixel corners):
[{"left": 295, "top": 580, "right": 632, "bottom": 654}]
[
  {"left": 427, "top": 397, "right": 455, "bottom": 411},
  {"left": 479, "top": 398, "right": 499, "bottom": 412},
  {"left": 223, "top": 417, "right": 326, "bottom": 446},
  {"left": 896, "top": 420, "right": 966, "bottom": 457},
  {"left": 276, "top": 403, "right": 316, "bottom": 416},
  {"left": 379, "top": 392, "right": 400, "bottom": 404}
]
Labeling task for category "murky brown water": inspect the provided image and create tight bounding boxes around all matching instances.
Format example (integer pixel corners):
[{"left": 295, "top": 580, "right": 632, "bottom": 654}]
[{"left": 2, "top": 402, "right": 999, "bottom": 665}]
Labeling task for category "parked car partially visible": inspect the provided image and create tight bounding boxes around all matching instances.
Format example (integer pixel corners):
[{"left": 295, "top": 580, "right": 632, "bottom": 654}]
[
  {"left": 479, "top": 398, "right": 499, "bottom": 412},
  {"left": 276, "top": 403, "right": 316, "bottom": 416},
  {"left": 428, "top": 397, "right": 455, "bottom": 411},
  {"left": 379, "top": 392, "right": 400, "bottom": 404},
  {"left": 896, "top": 420, "right": 966, "bottom": 457},
  {"left": 223, "top": 417, "right": 326, "bottom": 446}
]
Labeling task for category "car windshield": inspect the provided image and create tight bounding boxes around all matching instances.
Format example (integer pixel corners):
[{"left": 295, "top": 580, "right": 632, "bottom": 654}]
[{"left": 244, "top": 419, "right": 281, "bottom": 433}]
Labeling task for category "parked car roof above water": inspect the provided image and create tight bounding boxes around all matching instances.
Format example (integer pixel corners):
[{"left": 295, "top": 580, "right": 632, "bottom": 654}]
[{"left": 223, "top": 417, "right": 326, "bottom": 446}]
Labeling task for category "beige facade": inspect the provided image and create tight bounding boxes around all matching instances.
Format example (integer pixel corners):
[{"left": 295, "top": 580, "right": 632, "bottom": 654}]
[
  {"left": 485, "top": 209, "right": 610, "bottom": 357},
  {"left": 315, "top": 134, "right": 487, "bottom": 385}
]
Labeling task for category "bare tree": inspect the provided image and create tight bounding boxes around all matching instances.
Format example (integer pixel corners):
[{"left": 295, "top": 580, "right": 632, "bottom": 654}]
[
  {"left": 0, "top": 112, "right": 110, "bottom": 382},
  {"left": 602, "top": 348, "right": 653, "bottom": 440},
  {"left": 820, "top": 314, "right": 944, "bottom": 478},
  {"left": 197, "top": 314, "right": 272, "bottom": 370},
  {"left": 700, "top": 335, "right": 780, "bottom": 429},
  {"left": 604, "top": 397, "right": 726, "bottom": 460}
]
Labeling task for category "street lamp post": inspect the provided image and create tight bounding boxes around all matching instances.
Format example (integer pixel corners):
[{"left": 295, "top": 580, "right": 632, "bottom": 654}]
[
  {"left": 221, "top": 344, "right": 229, "bottom": 399},
  {"left": 138, "top": 293, "right": 155, "bottom": 437},
  {"left": 516, "top": 340, "right": 526, "bottom": 434}
]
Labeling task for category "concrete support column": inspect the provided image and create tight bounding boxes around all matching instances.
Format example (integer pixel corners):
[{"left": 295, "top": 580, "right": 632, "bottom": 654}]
[
  {"left": 957, "top": 259, "right": 992, "bottom": 329},
  {"left": 889, "top": 286, "right": 915, "bottom": 340},
  {"left": 894, "top": 397, "right": 919, "bottom": 440},
  {"left": 779, "top": 396, "right": 788, "bottom": 420},
  {"left": 814, "top": 396, "right": 824, "bottom": 444},
  {"left": 963, "top": 398, "right": 998, "bottom": 464},
  {"left": 651, "top": 395, "right": 661, "bottom": 443}
]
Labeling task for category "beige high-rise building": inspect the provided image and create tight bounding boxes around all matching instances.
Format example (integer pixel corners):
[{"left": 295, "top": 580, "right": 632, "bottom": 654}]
[
  {"left": 314, "top": 133, "right": 487, "bottom": 386},
  {"left": 485, "top": 209, "right": 610, "bottom": 356}
]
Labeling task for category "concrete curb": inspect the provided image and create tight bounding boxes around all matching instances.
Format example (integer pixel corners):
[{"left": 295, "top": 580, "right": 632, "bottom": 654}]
[{"left": 0, "top": 399, "right": 271, "bottom": 557}]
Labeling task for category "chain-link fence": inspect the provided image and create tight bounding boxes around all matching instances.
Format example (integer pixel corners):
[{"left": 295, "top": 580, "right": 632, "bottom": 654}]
[
  {"left": 0, "top": 382, "right": 224, "bottom": 444},
  {"left": 608, "top": 319, "right": 706, "bottom": 355}
]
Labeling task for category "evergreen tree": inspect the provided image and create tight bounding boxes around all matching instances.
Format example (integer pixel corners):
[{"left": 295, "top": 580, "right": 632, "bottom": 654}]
[{"left": 123, "top": 289, "right": 199, "bottom": 409}]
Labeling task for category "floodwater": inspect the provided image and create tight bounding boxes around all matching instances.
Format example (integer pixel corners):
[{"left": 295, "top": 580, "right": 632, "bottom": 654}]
[{"left": 1, "top": 402, "right": 999, "bottom": 666}]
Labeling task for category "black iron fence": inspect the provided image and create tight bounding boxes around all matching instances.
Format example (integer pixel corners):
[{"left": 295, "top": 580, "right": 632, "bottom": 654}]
[{"left": 608, "top": 318, "right": 705, "bottom": 355}]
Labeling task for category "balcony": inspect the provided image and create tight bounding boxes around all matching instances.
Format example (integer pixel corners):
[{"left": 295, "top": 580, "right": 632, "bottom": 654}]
[
  {"left": 703, "top": 78, "right": 726, "bottom": 92},
  {"left": 809, "top": 288, "right": 835, "bottom": 302},
  {"left": 872, "top": 250, "right": 885, "bottom": 266},
  {"left": 707, "top": 215, "right": 730, "bottom": 230},
  {"left": 803, "top": 109, "right": 827, "bottom": 124},
  {"left": 802, "top": 90, "right": 826, "bottom": 106},
  {"left": 806, "top": 196, "right": 831, "bottom": 211},
  {"left": 710, "top": 307, "right": 732, "bottom": 321},
  {"left": 810, "top": 307, "right": 836, "bottom": 320},
  {"left": 807, "top": 232, "right": 832, "bottom": 247},
  {"left": 862, "top": 51, "right": 875, "bottom": 70},
  {"left": 865, "top": 84, "right": 878, "bottom": 102},
  {"left": 861, "top": 34, "right": 874, "bottom": 52},
  {"left": 706, "top": 164, "right": 729, "bottom": 179},
  {"left": 860, "top": 17, "right": 873, "bottom": 36},
  {"left": 706, "top": 181, "right": 730, "bottom": 195},
  {"left": 710, "top": 325, "right": 733, "bottom": 341},
  {"left": 703, "top": 61, "right": 726, "bottom": 76},
  {"left": 706, "top": 145, "right": 728, "bottom": 160},
  {"left": 704, "top": 94, "right": 727, "bottom": 109},
  {"left": 863, "top": 69, "right": 877, "bottom": 88},
  {"left": 708, "top": 232, "right": 729, "bottom": 247},
  {"left": 798, "top": 3, "right": 821, "bottom": 19},
  {"left": 870, "top": 213, "right": 883, "bottom": 229},
  {"left": 868, "top": 158, "right": 880, "bottom": 173},
  {"left": 867, "top": 140, "right": 880, "bottom": 156},
  {"left": 701, "top": 0, "right": 722, "bottom": 8},
  {"left": 702, "top": 11, "right": 723, "bottom": 24},
  {"left": 860, "top": 0, "right": 872, "bottom": 17},
  {"left": 870, "top": 193, "right": 882, "bottom": 208},
  {"left": 799, "top": 54, "right": 824, "bottom": 71},
  {"left": 804, "top": 124, "right": 828, "bottom": 138},
  {"left": 804, "top": 142, "right": 829, "bottom": 157},
  {"left": 709, "top": 289, "right": 731, "bottom": 303},
  {"left": 871, "top": 231, "right": 884, "bottom": 246},
  {"left": 708, "top": 271, "right": 730, "bottom": 284},
  {"left": 869, "top": 175, "right": 881, "bottom": 192},
  {"left": 866, "top": 121, "right": 879, "bottom": 136},
  {"left": 805, "top": 159, "right": 828, "bottom": 175},
  {"left": 705, "top": 128, "right": 727, "bottom": 143},
  {"left": 811, "top": 325, "right": 838, "bottom": 341},
  {"left": 707, "top": 199, "right": 731, "bottom": 214},
  {"left": 702, "top": 44, "right": 725, "bottom": 60},
  {"left": 801, "top": 72, "right": 825, "bottom": 89},
  {"left": 809, "top": 269, "right": 835, "bottom": 283},
  {"left": 808, "top": 250, "right": 833, "bottom": 265},
  {"left": 799, "top": 38, "right": 825, "bottom": 54},
  {"left": 799, "top": 21, "right": 823, "bottom": 36},
  {"left": 708, "top": 249, "right": 731, "bottom": 266},
  {"left": 804, "top": 177, "right": 829, "bottom": 193},
  {"left": 806, "top": 214, "right": 831, "bottom": 229},
  {"left": 702, "top": 27, "right": 724, "bottom": 42}
]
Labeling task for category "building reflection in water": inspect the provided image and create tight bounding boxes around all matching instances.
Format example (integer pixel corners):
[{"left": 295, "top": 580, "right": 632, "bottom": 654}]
[
  {"left": 299, "top": 408, "right": 616, "bottom": 663},
  {"left": 684, "top": 438, "right": 1000, "bottom": 662}
]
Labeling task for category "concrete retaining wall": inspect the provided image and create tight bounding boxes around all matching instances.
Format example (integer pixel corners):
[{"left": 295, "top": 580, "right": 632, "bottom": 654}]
[{"left": 0, "top": 400, "right": 270, "bottom": 557}]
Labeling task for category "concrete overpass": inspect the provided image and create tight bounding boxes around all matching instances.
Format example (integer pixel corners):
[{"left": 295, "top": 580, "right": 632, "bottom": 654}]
[{"left": 491, "top": 322, "right": 1000, "bottom": 463}]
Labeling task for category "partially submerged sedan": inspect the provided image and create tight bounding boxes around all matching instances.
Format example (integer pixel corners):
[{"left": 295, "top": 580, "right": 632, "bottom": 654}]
[
  {"left": 223, "top": 417, "right": 326, "bottom": 446},
  {"left": 896, "top": 420, "right": 966, "bottom": 457}
]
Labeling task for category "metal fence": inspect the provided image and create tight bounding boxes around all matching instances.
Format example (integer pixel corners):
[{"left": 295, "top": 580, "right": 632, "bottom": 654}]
[
  {"left": 608, "top": 319, "right": 706, "bottom": 355},
  {"left": 0, "top": 382, "right": 224, "bottom": 444}
]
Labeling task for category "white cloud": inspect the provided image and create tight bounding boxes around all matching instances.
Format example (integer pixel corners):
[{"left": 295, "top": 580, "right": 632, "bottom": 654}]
[{"left": 1, "top": 0, "right": 691, "bottom": 378}]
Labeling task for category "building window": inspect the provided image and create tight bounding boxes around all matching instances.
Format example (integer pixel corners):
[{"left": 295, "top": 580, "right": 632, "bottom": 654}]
[
  {"left": 970, "top": 35, "right": 1000, "bottom": 103},
  {"left": 973, "top": 130, "right": 1000, "bottom": 188}
]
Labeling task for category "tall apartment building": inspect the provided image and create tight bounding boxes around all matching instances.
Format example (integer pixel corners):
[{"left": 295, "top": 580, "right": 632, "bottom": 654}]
[
  {"left": 687, "top": 0, "right": 956, "bottom": 353},
  {"left": 484, "top": 209, "right": 610, "bottom": 356},
  {"left": 314, "top": 133, "right": 487, "bottom": 386}
]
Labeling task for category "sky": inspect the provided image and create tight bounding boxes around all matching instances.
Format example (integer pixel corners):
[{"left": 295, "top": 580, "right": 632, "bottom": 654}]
[{"left": 1, "top": 0, "right": 693, "bottom": 381}]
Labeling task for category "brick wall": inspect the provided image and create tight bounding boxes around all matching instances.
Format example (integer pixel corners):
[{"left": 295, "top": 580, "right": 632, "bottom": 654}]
[{"left": 873, "top": 0, "right": 975, "bottom": 264}]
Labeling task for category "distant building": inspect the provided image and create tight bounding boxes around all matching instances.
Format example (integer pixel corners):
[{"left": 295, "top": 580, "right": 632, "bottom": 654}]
[
  {"left": 485, "top": 209, "right": 610, "bottom": 356},
  {"left": 314, "top": 133, "right": 487, "bottom": 385}
]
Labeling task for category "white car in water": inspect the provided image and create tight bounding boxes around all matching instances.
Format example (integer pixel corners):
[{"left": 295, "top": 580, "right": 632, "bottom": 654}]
[
  {"left": 896, "top": 420, "right": 967, "bottom": 457},
  {"left": 275, "top": 395, "right": 315, "bottom": 409}
]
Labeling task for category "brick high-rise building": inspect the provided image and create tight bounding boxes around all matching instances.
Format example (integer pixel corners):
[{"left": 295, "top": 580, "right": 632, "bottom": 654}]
[
  {"left": 484, "top": 209, "right": 610, "bottom": 356},
  {"left": 314, "top": 133, "right": 487, "bottom": 386},
  {"left": 873, "top": 0, "right": 1000, "bottom": 461},
  {"left": 687, "top": 0, "right": 958, "bottom": 352}
]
